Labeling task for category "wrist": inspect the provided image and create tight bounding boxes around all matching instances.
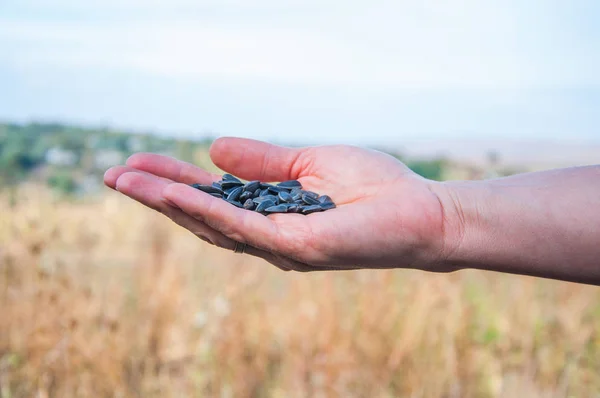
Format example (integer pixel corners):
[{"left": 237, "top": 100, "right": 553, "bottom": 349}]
[
  {"left": 429, "top": 168, "right": 600, "bottom": 284},
  {"left": 428, "top": 180, "right": 495, "bottom": 271}
]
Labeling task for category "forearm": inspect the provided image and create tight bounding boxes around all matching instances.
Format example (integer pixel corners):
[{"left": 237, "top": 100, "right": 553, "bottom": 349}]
[{"left": 437, "top": 165, "right": 600, "bottom": 284}]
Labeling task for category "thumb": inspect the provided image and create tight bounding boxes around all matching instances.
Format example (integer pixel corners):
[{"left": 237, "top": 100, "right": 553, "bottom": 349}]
[{"left": 209, "top": 137, "right": 303, "bottom": 182}]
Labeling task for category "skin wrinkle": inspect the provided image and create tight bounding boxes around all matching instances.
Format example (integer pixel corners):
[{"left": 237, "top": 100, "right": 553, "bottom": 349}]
[
  {"left": 294, "top": 148, "right": 316, "bottom": 179},
  {"left": 202, "top": 194, "right": 241, "bottom": 242},
  {"left": 258, "top": 144, "right": 274, "bottom": 181},
  {"left": 288, "top": 149, "right": 307, "bottom": 180},
  {"left": 430, "top": 182, "right": 469, "bottom": 268},
  {"left": 429, "top": 184, "right": 451, "bottom": 267},
  {"left": 272, "top": 216, "right": 318, "bottom": 263}
]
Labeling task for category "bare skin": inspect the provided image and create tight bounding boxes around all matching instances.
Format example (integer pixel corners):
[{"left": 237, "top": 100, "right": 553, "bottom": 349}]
[
  {"left": 104, "top": 137, "right": 600, "bottom": 284},
  {"left": 433, "top": 165, "right": 600, "bottom": 285}
]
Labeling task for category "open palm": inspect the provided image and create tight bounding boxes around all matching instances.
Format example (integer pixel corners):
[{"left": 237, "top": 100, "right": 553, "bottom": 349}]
[{"left": 105, "top": 138, "right": 449, "bottom": 272}]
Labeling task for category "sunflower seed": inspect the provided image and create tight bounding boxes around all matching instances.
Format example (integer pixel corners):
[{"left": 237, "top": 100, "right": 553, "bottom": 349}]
[
  {"left": 302, "top": 190, "right": 319, "bottom": 199},
  {"left": 244, "top": 180, "right": 260, "bottom": 192},
  {"left": 225, "top": 198, "right": 243, "bottom": 208},
  {"left": 319, "top": 202, "right": 336, "bottom": 210},
  {"left": 243, "top": 199, "right": 255, "bottom": 210},
  {"left": 222, "top": 174, "right": 242, "bottom": 183},
  {"left": 277, "top": 180, "right": 302, "bottom": 189},
  {"left": 286, "top": 204, "right": 300, "bottom": 213},
  {"left": 265, "top": 204, "right": 288, "bottom": 213},
  {"left": 253, "top": 195, "right": 278, "bottom": 204},
  {"left": 302, "top": 193, "right": 320, "bottom": 205},
  {"left": 268, "top": 185, "right": 286, "bottom": 194},
  {"left": 189, "top": 173, "right": 336, "bottom": 216},
  {"left": 255, "top": 200, "right": 277, "bottom": 213},
  {"left": 292, "top": 192, "right": 303, "bottom": 202},
  {"left": 318, "top": 195, "right": 333, "bottom": 204},
  {"left": 278, "top": 191, "right": 294, "bottom": 203},
  {"left": 190, "top": 184, "right": 223, "bottom": 195},
  {"left": 221, "top": 180, "right": 244, "bottom": 189},
  {"left": 302, "top": 205, "right": 323, "bottom": 214},
  {"left": 227, "top": 186, "right": 243, "bottom": 202},
  {"left": 239, "top": 190, "right": 252, "bottom": 202}
]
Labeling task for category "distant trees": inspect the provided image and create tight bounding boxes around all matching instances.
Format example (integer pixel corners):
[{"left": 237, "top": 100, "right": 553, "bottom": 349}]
[
  {"left": 384, "top": 149, "right": 448, "bottom": 181},
  {"left": 405, "top": 158, "right": 447, "bottom": 181},
  {"left": 0, "top": 122, "right": 212, "bottom": 193},
  {"left": 47, "top": 172, "right": 77, "bottom": 194}
]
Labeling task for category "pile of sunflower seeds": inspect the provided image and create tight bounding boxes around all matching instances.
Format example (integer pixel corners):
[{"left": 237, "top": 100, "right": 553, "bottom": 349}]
[{"left": 190, "top": 173, "right": 336, "bottom": 215}]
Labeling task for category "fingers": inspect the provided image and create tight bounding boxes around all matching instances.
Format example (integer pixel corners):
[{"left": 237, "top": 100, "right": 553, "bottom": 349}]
[
  {"left": 104, "top": 165, "right": 129, "bottom": 189},
  {"left": 104, "top": 165, "right": 172, "bottom": 190},
  {"left": 165, "top": 205, "right": 291, "bottom": 272},
  {"left": 162, "top": 183, "right": 280, "bottom": 252},
  {"left": 209, "top": 137, "right": 303, "bottom": 182},
  {"left": 126, "top": 153, "right": 221, "bottom": 185},
  {"left": 114, "top": 171, "right": 174, "bottom": 212},
  {"left": 112, "top": 171, "right": 291, "bottom": 269},
  {"left": 107, "top": 161, "right": 342, "bottom": 273}
]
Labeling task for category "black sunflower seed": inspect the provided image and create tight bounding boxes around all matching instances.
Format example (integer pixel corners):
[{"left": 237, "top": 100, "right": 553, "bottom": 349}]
[
  {"left": 319, "top": 202, "right": 336, "bottom": 210},
  {"left": 244, "top": 180, "right": 260, "bottom": 192},
  {"left": 302, "top": 193, "right": 320, "bottom": 205},
  {"left": 277, "top": 180, "right": 302, "bottom": 189},
  {"left": 302, "top": 205, "right": 323, "bottom": 214},
  {"left": 265, "top": 204, "right": 288, "bottom": 213},
  {"left": 253, "top": 195, "right": 278, "bottom": 204},
  {"left": 190, "top": 173, "right": 335, "bottom": 217},
  {"left": 302, "top": 190, "right": 319, "bottom": 199},
  {"left": 239, "top": 190, "right": 252, "bottom": 202},
  {"left": 191, "top": 184, "right": 223, "bottom": 195},
  {"left": 318, "top": 195, "right": 333, "bottom": 204},
  {"left": 227, "top": 186, "right": 243, "bottom": 202},
  {"left": 267, "top": 185, "right": 285, "bottom": 194},
  {"left": 278, "top": 191, "right": 294, "bottom": 203},
  {"left": 255, "top": 200, "right": 277, "bottom": 213},
  {"left": 286, "top": 204, "right": 300, "bottom": 213},
  {"left": 222, "top": 181, "right": 244, "bottom": 190},
  {"left": 292, "top": 192, "right": 303, "bottom": 202},
  {"left": 225, "top": 198, "right": 243, "bottom": 208},
  {"left": 243, "top": 199, "right": 255, "bottom": 210},
  {"left": 222, "top": 174, "right": 242, "bottom": 183}
]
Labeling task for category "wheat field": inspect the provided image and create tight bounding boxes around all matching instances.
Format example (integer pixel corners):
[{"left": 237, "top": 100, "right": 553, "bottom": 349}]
[{"left": 1, "top": 185, "right": 599, "bottom": 398}]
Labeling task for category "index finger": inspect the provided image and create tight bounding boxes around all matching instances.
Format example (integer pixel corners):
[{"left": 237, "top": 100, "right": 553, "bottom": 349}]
[
  {"left": 209, "top": 137, "right": 303, "bottom": 182},
  {"left": 162, "top": 183, "right": 282, "bottom": 253},
  {"left": 126, "top": 153, "right": 222, "bottom": 185}
]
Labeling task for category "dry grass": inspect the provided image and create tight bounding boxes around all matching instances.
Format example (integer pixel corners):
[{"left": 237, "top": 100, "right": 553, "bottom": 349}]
[{"left": 1, "top": 185, "right": 599, "bottom": 398}]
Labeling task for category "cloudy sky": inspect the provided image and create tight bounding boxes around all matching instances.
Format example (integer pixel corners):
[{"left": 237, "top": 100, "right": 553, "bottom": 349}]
[{"left": 1, "top": 0, "right": 599, "bottom": 145}]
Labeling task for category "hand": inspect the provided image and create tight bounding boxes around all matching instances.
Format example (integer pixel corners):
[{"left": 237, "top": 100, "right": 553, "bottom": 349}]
[{"left": 104, "top": 138, "right": 455, "bottom": 272}]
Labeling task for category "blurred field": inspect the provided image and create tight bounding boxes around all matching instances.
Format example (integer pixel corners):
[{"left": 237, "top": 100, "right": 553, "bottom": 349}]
[{"left": 1, "top": 185, "right": 600, "bottom": 398}]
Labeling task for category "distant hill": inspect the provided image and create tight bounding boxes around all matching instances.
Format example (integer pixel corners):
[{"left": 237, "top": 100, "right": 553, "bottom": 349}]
[
  {"left": 396, "top": 139, "right": 600, "bottom": 171},
  {"left": 5, "top": 122, "right": 566, "bottom": 194},
  {"left": 0, "top": 122, "right": 215, "bottom": 193}
]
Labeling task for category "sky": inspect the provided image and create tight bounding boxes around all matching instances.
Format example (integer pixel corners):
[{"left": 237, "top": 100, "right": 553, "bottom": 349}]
[{"left": 1, "top": 0, "right": 599, "bottom": 145}]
